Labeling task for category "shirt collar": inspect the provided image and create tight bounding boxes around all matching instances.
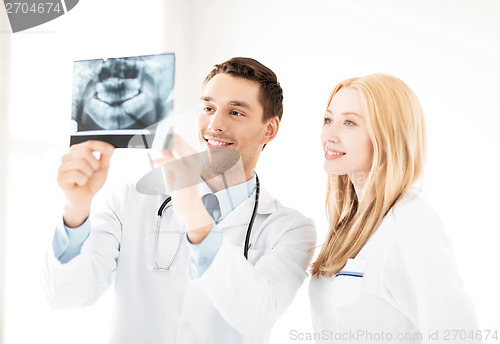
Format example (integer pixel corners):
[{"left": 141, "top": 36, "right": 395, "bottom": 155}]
[{"left": 199, "top": 174, "right": 257, "bottom": 222}]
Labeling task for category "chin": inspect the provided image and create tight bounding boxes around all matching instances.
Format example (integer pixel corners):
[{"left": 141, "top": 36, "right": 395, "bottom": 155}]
[
  {"left": 325, "top": 172, "right": 346, "bottom": 177},
  {"left": 324, "top": 162, "right": 341, "bottom": 175}
]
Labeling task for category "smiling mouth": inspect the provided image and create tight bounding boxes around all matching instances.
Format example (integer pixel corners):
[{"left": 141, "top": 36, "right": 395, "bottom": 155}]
[
  {"left": 325, "top": 150, "right": 345, "bottom": 156},
  {"left": 204, "top": 135, "right": 233, "bottom": 148},
  {"left": 324, "top": 147, "right": 346, "bottom": 160}
]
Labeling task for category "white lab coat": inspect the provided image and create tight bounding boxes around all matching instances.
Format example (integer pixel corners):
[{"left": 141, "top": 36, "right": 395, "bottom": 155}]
[
  {"left": 43, "top": 182, "right": 316, "bottom": 344},
  {"left": 309, "top": 193, "right": 480, "bottom": 344}
]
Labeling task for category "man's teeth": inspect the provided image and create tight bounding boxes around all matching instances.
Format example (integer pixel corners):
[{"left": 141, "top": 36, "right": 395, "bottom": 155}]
[
  {"left": 326, "top": 150, "right": 343, "bottom": 156},
  {"left": 208, "top": 139, "right": 230, "bottom": 146}
]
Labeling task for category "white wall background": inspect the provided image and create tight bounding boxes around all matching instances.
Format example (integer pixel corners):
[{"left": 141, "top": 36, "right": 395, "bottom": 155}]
[{"left": 1, "top": 0, "right": 499, "bottom": 343}]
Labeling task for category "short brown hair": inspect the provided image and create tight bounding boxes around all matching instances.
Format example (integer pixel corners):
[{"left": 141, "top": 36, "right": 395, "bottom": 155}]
[{"left": 203, "top": 57, "right": 283, "bottom": 122}]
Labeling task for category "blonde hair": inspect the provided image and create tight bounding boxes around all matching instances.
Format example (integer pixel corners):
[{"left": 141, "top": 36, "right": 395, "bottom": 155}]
[{"left": 311, "top": 73, "right": 426, "bottom": 277}]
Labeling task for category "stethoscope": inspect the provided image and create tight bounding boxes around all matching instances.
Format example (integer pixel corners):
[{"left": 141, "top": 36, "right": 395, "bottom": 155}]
[{"left": 151, "top": 174, "right": 260, "bottom": 271}]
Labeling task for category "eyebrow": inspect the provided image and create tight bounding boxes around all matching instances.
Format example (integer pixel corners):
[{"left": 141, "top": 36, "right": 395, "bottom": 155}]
[
  {"left": 342, "top": 112, "right": 361, "bottom": 118},
  {"left": 201, "top": 96, "right": 253, "bottom": 109},
  {"left": 325, "top": 109, "right": 361, "bottom": 118}
]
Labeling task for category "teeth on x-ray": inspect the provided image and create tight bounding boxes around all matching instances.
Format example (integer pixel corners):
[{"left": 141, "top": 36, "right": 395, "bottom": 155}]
[
  {"left": 70, "top": 53, "right": 175, "bottom": 148},
  {"left": 84, "top": 88, "right": 153, "bottom": 129},
  {"left": 95, "top": 78, "right": 141, "bottom": 105},
  {"left": 81, "top": 58, "right": 156, "bottom": 129},
  {"left": 122, "top": 93, "right": 153, "bottom": 121}
]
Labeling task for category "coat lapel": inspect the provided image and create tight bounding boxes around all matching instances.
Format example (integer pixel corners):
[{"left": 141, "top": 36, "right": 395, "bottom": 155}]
[{"left": 217, "top": 186, "right": 276, "bottom": 230}]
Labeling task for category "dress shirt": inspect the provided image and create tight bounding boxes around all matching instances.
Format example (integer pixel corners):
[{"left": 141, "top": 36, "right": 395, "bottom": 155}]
[{"left": 188, "top": 174, "right": 257, "bottom": 275}]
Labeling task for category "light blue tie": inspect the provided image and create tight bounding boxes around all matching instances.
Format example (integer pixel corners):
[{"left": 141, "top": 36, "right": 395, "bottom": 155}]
[{"left": 202, "top": 193, "right": 221, "bottom": 223}]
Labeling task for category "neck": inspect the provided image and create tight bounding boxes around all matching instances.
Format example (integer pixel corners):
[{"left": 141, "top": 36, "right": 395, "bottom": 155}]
[
  {"left": 202, "top": 164, "right": 252, "bottom": 193},
  {"left": 348, "top": 171, "right": 371, "bottom": 202}
]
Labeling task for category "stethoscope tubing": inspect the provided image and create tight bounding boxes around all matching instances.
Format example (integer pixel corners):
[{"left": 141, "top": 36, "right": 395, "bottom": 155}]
[{"left": 154, "top": 175, "right": 260, "bottom": 270}]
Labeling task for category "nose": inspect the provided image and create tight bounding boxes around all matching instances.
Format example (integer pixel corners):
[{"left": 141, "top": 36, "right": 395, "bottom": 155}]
[
  {"left": 321, "top": 124, "right": 339, "bottom": 144},
  {"left": 208, "top": 110, "right": 226, "bottom": 132}
]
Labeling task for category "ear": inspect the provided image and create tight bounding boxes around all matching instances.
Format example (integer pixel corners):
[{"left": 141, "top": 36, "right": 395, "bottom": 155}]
[{"left": 262, "top": 117, "right": 279, "bottom": 144}]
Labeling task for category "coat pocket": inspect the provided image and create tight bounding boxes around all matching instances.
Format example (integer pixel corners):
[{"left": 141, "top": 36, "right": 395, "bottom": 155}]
[{"left": 332, "top": 258, "right": 366, "bottom": 308}]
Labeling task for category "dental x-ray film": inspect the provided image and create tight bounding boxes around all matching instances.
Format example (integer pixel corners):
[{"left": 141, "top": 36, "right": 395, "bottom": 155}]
[{"left": 70, "top": 53, "right": 175, "bottom": 148}]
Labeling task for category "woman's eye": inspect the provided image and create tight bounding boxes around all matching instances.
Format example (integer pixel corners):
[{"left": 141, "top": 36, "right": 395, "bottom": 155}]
[
  {"left": 345, "top": 120, "right": 356, "bottom": 126},
  {"left": 324, "top": 117, "right": 332, "bottom": 125}
]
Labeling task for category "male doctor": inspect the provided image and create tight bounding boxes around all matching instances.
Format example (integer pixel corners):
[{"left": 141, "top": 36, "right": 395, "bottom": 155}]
[{"left": 44, "top": 57, "right": 317, "bottom": 343}]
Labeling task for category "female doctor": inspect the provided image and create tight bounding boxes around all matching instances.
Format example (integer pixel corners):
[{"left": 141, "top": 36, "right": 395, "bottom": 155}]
[{"left": 309, "top": 74, "right": 481, "bottom": 343}]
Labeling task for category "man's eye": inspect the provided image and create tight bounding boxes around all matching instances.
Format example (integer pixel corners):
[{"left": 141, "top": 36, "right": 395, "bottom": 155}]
[
  {"left": 203, "top": 106, "right": 214, "bottom": 112},
  {"left": 230, "top": 111, "right": 243, "bottom": 116}
]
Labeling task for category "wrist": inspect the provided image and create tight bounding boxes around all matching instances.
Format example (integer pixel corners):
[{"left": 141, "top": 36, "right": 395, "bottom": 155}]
[
  {"left": 63, "top": 204, "right": 90, "bottom": 228},
  {"left": 184, "top": 201, "right": 213, "bottom": 244}
]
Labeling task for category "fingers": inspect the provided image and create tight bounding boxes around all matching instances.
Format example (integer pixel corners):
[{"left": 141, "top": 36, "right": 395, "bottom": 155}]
[
  {"left": 66, "top": 141, "right": 114, "bottom": 168},
  {"left": 58, "top": 169, "right": 92, "bottom": 188},
  {"left": 58, "top": 141, "right": 115, "bottom": 187},
  {"left": 152, "top": 134, "right": 196, "bottom": 166},
  {"left": 171, "top": 134, "right": 196, "bottom": 159},
  {"left": 160, "top": 167, "right": 176, "bottom": 192},
  {"left": 59, "top": 153, "right": 96, "bottom": 177},
  {"left": 98, "top": 145, "right": 113, "bottom": 170},
  {"left": 152, "top": 150, "right": 175, "bottom": 166},
  {"left": 70, "top": 140, "right": 115, "bottom": 158}
]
